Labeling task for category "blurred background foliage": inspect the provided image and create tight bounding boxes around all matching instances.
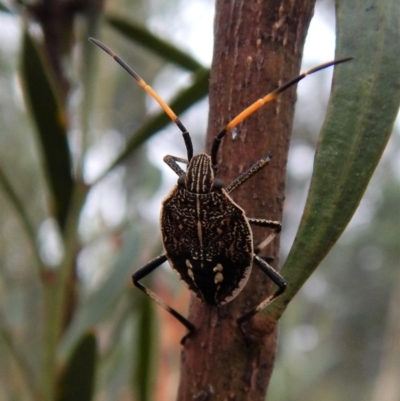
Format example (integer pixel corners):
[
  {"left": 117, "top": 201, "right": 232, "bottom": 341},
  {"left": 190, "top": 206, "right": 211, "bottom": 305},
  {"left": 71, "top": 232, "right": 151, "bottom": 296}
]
[{"left": 0, "top": 0, "right": 398, "bottom": 401}]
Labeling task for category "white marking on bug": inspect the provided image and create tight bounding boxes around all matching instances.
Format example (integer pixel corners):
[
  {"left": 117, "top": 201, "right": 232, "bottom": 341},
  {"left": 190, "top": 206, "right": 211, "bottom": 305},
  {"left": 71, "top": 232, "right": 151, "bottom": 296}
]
[
  {"left": 195, "top": 197, "right": 204, "bottom": 262},
  {"left": 214, "top": 272, "right": 223, "bottom": 284},
  {"left": 186, "top": 259, "right": 193, "bottom": 268},
  {"left": 188, "top": 269, "right": 194, "bottom": 280},
  {"left": 213, "top": 263, "right": 223, "bottom": 272}
]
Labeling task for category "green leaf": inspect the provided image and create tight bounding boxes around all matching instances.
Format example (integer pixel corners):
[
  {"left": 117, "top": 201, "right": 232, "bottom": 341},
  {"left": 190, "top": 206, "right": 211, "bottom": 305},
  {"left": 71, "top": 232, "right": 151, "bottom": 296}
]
[
  {"left": 272, "top": 0, "right": 400, "bottom": 317},
  {"left": 0, "top": 1, "right": 12, "bottom": 13},
  {"left": 0, "top": 164, "right": 43, "bottom": 270},
  {"left": 74, "top": 6, "right": 103, "bottom": 176},
  {"left": 60, "top": 225, "right": 142, "bottom": 361},
  {"left": 96, "top": 67, "right": 210, "bottom": 183},
  {"left": 19, "top": 30, "right": 74, "bottom": 231},
  {"left": 106, "top": 14, "right": 204, "bottom": 72},
  {"left": 57, "top": 332, "right": 97, "bottom": 401},
  {"left": 0, "top": 314, "right": 37, "bottom": 398},
  {"left": 133, "top": 295, "right": 157, "bottom": 401}
]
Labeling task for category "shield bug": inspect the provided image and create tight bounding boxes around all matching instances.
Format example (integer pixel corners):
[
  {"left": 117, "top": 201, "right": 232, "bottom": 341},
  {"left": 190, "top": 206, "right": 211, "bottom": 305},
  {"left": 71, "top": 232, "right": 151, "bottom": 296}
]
[{"left": 90, "top": 37, "right": 351, "bottom": 344}]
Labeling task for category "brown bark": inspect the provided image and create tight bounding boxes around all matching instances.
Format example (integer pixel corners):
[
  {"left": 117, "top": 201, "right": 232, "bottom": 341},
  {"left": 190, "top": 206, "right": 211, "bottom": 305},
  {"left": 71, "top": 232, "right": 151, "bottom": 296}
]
[{"left": 177, "top": 1, "right": 315, "bottom": 400}]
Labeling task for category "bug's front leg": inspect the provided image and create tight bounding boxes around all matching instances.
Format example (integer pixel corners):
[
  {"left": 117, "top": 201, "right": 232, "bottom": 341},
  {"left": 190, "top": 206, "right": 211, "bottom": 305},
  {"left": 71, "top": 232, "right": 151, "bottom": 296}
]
[
  {"left": 225, "top": 156, "right": 271, "bottom": 194},
  {"left": 163, "top": 155, "right": 188, "bottom": 177},
  {"left": 132, "top": 254, "right": 196, "bottom": 344}
]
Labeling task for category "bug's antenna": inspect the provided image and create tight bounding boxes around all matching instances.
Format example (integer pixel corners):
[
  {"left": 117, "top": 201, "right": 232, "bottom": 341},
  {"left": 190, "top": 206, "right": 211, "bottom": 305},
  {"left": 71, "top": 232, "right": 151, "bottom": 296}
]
[
  {"left": 89, "top": 37, "right": 194, "bottom": 161},
  {"left": 210, "top": 57, "right": 353, "bottom": 171}
]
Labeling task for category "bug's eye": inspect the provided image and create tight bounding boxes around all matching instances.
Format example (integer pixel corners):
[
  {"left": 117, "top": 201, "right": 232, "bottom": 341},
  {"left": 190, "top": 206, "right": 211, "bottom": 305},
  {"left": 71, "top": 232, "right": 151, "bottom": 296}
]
[
  {"left": 212, "top": 178, "right": 224, "bottom": 191},
  {"left": 177, "top": 175, "right": 186, "bottom": 187}
]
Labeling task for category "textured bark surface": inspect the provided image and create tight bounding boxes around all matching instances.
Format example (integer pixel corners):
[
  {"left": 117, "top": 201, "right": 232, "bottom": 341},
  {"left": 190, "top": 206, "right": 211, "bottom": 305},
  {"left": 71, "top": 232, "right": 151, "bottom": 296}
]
[{"left": 177, "top": 1, "right": 315, "bottom": 400}]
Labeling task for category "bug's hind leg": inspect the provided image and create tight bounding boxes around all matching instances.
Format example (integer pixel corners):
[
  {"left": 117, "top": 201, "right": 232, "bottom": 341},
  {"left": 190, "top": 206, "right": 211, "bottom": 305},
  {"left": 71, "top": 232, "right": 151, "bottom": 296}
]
[
  {"left": 238, "top": 219, "right": 285, "bottom": 344},
  {"left": 132, "top": 254, "right": 195, "bottom": 344},
  {"left": 237, "top": 255, "right": 287, "bottom": 343},
  {"left": 258, "top": 255, "right": 275, "bottom": 263},
  {"left": 163, "top": 155, "right": 188, "bottom": 177}
]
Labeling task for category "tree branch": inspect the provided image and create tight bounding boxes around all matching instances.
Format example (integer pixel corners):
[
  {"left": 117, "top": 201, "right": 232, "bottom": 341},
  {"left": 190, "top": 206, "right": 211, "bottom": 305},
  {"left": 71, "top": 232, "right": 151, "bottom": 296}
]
[{"left": 177, "top": 1, "right": 316, "bottom": 400}]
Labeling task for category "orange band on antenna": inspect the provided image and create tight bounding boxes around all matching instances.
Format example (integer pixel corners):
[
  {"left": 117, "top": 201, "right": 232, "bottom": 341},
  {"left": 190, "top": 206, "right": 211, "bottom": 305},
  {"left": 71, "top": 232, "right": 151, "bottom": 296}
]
[
  {"left": 144, "top": 85, "right": 178, "bottom": 121},
  {"left": 226, "top": 92, "right": 278, "bottom": 130}
]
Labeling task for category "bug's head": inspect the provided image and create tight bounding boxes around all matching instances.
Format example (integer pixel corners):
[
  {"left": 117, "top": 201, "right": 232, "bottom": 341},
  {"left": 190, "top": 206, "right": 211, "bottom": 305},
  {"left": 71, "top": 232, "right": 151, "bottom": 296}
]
[{"left": 178, "top": 153, "right": 224, "bottom": 194}]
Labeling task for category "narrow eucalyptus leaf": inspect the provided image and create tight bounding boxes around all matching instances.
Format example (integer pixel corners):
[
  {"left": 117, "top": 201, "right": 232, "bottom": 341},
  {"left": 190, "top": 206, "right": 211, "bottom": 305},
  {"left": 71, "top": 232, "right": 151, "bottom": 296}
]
[
  {"left": 272, "top": 0, "right": 400, "bottom": 317},
  {"left": 106, "top": 14, "right": 204, "bottom": 72},
  {"left": 20, "top": 30, "right": 73, "bottom": 230},
  {"left": 57, "top": 332, "right": 97, "bottom": 401}
]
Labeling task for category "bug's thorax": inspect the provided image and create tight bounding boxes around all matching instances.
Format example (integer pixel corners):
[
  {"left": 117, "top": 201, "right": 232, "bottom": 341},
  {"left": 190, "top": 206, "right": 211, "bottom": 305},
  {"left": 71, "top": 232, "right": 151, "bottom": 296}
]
[{"left": 185, "top": 153, "right": 215, "bottom": 194}]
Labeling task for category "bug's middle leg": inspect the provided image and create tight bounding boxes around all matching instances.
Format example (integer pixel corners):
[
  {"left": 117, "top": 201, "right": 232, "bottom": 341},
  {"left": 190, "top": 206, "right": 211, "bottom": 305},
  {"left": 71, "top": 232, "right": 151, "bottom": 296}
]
[{"left": 248, "top": 218, "right": 281, "bottom": 254}]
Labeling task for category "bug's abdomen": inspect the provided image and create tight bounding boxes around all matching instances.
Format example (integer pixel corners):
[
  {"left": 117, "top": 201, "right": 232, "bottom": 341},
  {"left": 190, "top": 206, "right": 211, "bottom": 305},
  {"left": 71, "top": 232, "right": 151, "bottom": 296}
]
[{"left": 161, "top": 187, "right": 253, "bottom": 305}]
